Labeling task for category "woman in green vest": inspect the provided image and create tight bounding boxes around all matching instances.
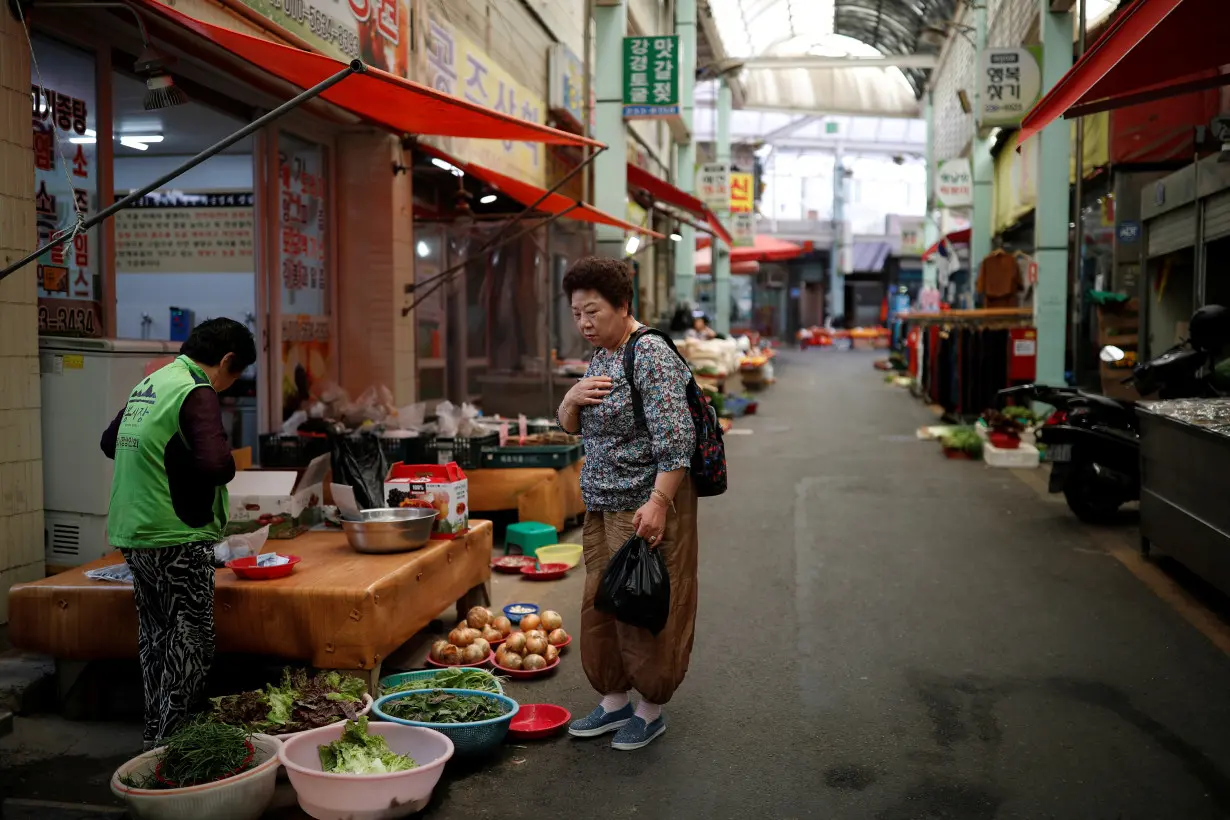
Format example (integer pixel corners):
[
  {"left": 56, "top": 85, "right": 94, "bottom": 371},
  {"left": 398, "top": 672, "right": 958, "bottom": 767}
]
[{"left": 101, "top": 318, "right": 256, "bottom": 749}]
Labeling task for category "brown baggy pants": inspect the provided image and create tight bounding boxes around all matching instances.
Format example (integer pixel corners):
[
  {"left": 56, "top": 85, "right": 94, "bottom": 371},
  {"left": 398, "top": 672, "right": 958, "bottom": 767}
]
[{"left": 580, "top": 476, "right": 699, "bottom": 705}]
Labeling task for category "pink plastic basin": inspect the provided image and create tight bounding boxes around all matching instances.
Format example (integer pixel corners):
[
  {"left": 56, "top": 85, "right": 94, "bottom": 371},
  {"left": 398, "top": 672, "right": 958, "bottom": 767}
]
[{"left": 278, "top": 721, "right": 454, "bottom": 819}]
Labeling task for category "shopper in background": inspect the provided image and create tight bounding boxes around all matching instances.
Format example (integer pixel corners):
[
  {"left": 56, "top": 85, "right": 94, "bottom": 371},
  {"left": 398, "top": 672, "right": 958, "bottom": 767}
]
[
  {"left": 100, "top": 318, "right": 257, "bottom": 749},
  {"left": 686, "top": 313, "right": 717, "bottom": 341},
  {"left": 556, "top": 256, "right": 699, "bottom": 751}
]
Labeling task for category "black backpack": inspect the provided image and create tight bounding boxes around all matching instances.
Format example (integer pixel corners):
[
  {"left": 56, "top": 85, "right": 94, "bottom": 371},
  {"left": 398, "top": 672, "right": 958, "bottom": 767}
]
[{"left": 622, "top": 327, "right": 728, "bottom": 497}]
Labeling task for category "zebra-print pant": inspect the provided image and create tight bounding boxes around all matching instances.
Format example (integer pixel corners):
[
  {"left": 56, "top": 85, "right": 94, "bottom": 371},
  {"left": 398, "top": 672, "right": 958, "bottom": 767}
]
[{"left": 121, "top": 541, "right": 216, "bottom": 748}]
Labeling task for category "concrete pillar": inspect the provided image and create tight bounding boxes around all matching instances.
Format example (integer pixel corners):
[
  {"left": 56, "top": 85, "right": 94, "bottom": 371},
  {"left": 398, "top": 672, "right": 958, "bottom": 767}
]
[
  {"left": 829, "top": 147, "right": 846, "bottom": 322},
  {"left": 970, "top": 0, "right": 993, "bottom": 275},
  {"left": 673, "top": 0, "right": 697, "bottom": 307},
  {"left": 923, "top": 89, "right": 939, "bottom": 290},
  {"left": 1035, "top": 1, "right": 1074, "bottom": 385},
  {"left": 593, "top": 0, "right": 628, "bottom": 260},
  {"left": 712, "top": 77, "right": 732, "bottom": 334}
]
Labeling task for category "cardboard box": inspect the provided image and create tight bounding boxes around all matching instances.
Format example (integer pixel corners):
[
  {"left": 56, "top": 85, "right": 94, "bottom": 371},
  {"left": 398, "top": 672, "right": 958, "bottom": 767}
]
[
  {"left": 384, "top": 462, "right": 469, "bottom": 538},
  {"left": 226, "top": 453, "right": 329, "bottom": 539}
]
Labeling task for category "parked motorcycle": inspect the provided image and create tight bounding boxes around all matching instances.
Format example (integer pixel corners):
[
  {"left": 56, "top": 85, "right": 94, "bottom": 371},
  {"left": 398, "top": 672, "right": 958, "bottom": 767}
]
[{"left": 999, "top": 305, "right": 1230, "bottom": 523}]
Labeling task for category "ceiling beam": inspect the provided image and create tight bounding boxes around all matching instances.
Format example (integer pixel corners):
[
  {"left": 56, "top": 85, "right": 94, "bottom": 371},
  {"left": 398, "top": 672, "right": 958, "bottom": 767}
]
[
  {"left": 760, "top": 115, "right": 819, "bottom": 141},
  {"left": 756, "top": 137, "right": 926, "bottom": 155},
  {"left": 693, "top": 99, "right": 923, "bottom": 119},
  {"left": 723, "top": 54, "right": 939, "bottom": 70},
  {"left": 1049, "top": 0, "right": 1076, "bottom": 10}
]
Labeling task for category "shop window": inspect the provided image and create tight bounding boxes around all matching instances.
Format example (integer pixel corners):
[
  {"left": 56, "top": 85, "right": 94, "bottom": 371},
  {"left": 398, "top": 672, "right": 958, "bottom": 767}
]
[
  {"left": 31, "top": 34, "right": 101, "bottom": 337},
  {"left": 415, "top": 227, "right": 447, "bottom": 401}
]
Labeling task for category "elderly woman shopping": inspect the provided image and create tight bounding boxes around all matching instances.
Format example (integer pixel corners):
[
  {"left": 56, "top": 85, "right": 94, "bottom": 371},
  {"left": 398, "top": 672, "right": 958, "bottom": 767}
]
[{"left": 556, "top": 256, "right": 700, "bottom": 751}]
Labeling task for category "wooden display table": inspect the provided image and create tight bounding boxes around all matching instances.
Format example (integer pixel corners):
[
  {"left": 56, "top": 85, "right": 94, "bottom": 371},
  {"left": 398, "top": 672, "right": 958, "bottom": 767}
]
[
  {"left": 466, "top": 460, "right": 585, "bottom": 532},
  {"left": 7, "top": 522, "right": 493, "bottom": 692}
]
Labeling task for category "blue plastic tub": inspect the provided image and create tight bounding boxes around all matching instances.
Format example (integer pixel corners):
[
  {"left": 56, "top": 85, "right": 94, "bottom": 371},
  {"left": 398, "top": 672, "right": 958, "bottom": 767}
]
[
  {"left": 374, "top": 689, "right": 519, "bottom": 757},
  {"left": 503, "top": 603, "right": 539, "bottom": 625}
]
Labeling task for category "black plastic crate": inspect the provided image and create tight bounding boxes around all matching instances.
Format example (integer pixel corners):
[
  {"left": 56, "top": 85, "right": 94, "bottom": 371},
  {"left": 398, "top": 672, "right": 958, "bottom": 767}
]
[
  {"left": 259, "top": 432, "right": 331, "bottom": 468},
  {"left": 479, "top": 444, "right": 582, "bottom": 469},
  {"left": 429, "top": 433, "right": 499, "bottom": 470},
  {"left": 378, "top": 434, "right": 435, "bottom": 466}
]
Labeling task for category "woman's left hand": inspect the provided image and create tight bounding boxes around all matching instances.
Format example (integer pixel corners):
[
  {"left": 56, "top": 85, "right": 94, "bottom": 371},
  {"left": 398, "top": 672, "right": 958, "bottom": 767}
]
[{"left": 633, "top": 497, "right": 668, "bottom": 549}]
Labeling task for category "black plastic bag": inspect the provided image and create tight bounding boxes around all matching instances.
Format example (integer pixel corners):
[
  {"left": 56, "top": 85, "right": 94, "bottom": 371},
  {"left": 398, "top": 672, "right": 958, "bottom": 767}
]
[
  {"left": 330, "top": 432, "right": 389, "bottom": 510},
  {"left": 595, "top": 534, "right": 671, "bottom": 635}
]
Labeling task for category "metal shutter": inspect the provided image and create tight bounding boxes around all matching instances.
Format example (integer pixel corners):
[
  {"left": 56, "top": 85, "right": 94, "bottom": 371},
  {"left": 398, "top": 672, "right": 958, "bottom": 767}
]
[{"left": 1147, "top": 205, "right": 1197, "bottom": 258}]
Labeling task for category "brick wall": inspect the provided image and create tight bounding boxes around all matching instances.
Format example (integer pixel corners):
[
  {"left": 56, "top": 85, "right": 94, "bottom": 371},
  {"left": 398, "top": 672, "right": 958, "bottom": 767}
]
[{"left": 0, "top": 11, "right": 44, "bottom": 623}]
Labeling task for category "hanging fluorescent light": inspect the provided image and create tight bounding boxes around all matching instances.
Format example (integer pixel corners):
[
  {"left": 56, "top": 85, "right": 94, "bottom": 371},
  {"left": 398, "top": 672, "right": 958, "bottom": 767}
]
[
  {"left": 431, "top": 157, "right": 464, "bottom": 177},
  {"left": 416, "top": 240, "right": 430, "bottom": 258},
  {"left": 69, "top": 129, "right": 97, "bottom": 145},
  {"left": 670, "top": 233, "right": 683, "bottom": 242},
  {"left": 119, "top": 135, "right": 164, "bottom": 151},
  {"left": 625, "top": 236, "right": 641, "bottom": 255},
  {"left": 480, "top": 194, "right": 497, "bottom": 204}
]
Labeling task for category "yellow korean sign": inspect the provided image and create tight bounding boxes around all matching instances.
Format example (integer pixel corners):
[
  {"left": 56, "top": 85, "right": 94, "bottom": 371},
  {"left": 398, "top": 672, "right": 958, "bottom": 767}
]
[
  {"left": 420, "top": 16, "right": 548, "bottom": 187},
  {"left": 729, "top": 172, "right": 754, "bottom": 213}
]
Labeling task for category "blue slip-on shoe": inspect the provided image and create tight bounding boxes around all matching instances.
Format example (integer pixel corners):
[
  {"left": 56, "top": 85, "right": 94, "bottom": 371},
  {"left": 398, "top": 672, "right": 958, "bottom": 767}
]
[
  {"left": 611, "top": 715, "right": 666, "bottom": 751},
  {"left": 568, "top": 703, "right": 634, "bottom": 738}
]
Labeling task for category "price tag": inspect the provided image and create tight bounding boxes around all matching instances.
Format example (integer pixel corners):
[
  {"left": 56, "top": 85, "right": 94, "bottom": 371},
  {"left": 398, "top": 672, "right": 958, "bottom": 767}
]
[{"left": 63, "top": 354, "right": 83, "bottom": 370}]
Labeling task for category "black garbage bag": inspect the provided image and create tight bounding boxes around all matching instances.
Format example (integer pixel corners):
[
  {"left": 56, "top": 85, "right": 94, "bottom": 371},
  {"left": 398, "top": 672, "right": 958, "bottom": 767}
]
[
  {"left": 330, "top": 432, "right": 389, "bottom": 510},
  {"left": 595, "top": 534, "right": 671, "bottom": 635}
]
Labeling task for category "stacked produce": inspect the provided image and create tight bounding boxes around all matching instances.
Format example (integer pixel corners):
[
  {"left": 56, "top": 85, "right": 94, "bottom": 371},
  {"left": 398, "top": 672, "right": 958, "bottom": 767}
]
[
  {"left": 211, "top": 668, "right": 367, "bottom": 734},
  {"left": 493, "top": 610, "right": 570, "bottom": 672},
  {"left": 428, "top": 606, "right": 513, "bottom": 666},
  {"left": 317, "top": 717, "right": 417, "bottom": 774}
]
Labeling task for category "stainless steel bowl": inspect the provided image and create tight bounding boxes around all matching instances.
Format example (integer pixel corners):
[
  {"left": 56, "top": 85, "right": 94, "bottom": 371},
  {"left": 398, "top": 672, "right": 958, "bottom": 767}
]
[{"left": 341, "top": 507, "right": 438, "bottom": 554}]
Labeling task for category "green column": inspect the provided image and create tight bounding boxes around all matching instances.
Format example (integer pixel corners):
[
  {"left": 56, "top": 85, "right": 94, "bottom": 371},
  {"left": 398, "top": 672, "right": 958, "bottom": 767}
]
[
  {"left": 970, "top": 0, "right": 993, "bottom": 274},
  {"left": 673, "top": 0, "right": 697, "bottom": 308},
  {"left": 923, "top": 89, "right": 939, "bottom": 290},
  {"left": 594, "top": 0, "right": 628, "bottom": 260},
  {"left": 713, "top": 77, "right": 732, "bottom": 334},
  {"left": 829, "top": 147, "right": 846, "bottom": 321},
  {"left": 1035, "top": 0, "right": 1073, "bottom": 385}
]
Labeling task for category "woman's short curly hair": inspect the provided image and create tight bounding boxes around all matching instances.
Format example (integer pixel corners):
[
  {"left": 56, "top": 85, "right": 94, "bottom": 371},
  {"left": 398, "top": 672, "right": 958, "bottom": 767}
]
[{"left": 561, "top": 256, "right": 634, "bottom": 310}]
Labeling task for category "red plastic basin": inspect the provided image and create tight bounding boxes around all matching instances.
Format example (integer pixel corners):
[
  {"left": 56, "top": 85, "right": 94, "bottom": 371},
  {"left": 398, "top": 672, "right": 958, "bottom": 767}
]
[
  {"left": 508, "top": 704, "right": 571, "bottom": 740},
  {"left": 226, "top": 554, "right": 301, "bottom": 580}
]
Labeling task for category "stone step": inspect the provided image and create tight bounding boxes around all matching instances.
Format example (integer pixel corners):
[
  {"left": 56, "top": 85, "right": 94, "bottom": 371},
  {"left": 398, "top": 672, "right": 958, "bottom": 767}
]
[{"left": 0, "top": 651, "right": 54, "bottom": 714}]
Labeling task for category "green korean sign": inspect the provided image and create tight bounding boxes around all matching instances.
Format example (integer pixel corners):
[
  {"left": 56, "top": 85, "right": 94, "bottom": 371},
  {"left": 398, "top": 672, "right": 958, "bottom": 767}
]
[{"left": 622, "top": 35, "right": 680, "bottom": 118}]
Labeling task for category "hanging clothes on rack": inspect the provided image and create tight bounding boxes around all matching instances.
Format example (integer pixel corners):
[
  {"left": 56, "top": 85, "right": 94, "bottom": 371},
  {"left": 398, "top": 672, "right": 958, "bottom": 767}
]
[{"left": 977, "top": 249, "right": 1023, "bottom": 308}]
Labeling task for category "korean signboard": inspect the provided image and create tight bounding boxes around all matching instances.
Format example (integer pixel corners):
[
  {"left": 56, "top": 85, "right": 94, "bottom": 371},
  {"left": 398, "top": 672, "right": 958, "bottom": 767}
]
[
  {"left": 235, "top": 0, "right": 409, "bottom": 73},
  {"left": 115, "top": 191, "right": 255, "bottom": 274},
  {"left": 935, "top": 158, "right": 973, "bottom": 210},
  {"left": 421, "top": 16, "right": 547, "bottom": 186},
  {"left": 978, "top": 46, "right": 1043, "bottom": 128},
  {"left": 622, "top": 35, "right": 680, "bottom": 118},
  {"left": 32, "top": 35, "right": 102, "bottom": 337},
  {"left": 548, "top": 43, "right": 586, "bottom": 131},
  {"left": 699, "top": 162, "right": 729, "bottom": 211},
  {"left": 729, "top": 172, "right": 754, "bottom": 213},
  {"left": 730, "top": 212, "right": 755, "bottom": 248}
]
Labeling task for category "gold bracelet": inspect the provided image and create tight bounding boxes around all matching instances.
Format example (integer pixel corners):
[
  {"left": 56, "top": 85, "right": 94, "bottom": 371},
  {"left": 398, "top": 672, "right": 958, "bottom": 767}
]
[{"left": 651, "top": 488, "right": 675, "bottom": 512}]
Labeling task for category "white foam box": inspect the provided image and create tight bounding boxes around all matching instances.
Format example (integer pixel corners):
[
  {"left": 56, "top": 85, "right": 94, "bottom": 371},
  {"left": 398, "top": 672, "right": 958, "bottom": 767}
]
[{"left": 983, "top": 441, "right": 1040, "bottom": 469}]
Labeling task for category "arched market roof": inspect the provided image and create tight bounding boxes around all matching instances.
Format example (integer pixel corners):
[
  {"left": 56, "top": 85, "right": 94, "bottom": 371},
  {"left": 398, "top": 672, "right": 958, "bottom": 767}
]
[{"left": 704, "top": 0, "right": 960, "bottom": 116}]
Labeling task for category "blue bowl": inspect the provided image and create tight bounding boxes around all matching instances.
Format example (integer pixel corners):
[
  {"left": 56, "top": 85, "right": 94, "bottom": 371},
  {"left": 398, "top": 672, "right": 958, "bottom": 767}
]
[
  {"left": 503, "top": 603, "right": 539, "bottom": 625},
  {"left": 373, "top": 688, "right": 519, "bottom": 757}
]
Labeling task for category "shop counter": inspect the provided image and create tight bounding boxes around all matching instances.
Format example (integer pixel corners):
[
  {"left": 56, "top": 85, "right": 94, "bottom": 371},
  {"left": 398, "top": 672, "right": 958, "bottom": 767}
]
[
  {"left": 7, "top": 522, "right": 493, "bottom": 691},
  {"left": 467, "top": 461, "right": 585, "bottom": 532}
]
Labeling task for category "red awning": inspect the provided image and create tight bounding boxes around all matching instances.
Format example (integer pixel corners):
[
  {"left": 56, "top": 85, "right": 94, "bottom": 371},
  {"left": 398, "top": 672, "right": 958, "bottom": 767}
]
[
  {"left": 626, "top": 165, "right": 733, "bottom": 246},
  {"left": 1018, "top": 0, "right": 1228, "bottom": 146},
  {"left": 694, "top": 235, "right": 803, "bottom": 274},
  {"left": 418, "top": 145, "right": 663, "bottom": 238},
  {"left": 132, "top": 0, "right": 601, "bottom": 148},
  {"left": 921, "top": 228, "right": 971, "bottom": 261}
]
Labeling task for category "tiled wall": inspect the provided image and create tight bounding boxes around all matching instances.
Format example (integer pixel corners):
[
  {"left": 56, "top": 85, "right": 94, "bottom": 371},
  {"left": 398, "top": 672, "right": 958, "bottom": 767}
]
[{"left": 0, "top": 11, "right": 45, "bottom": 622}]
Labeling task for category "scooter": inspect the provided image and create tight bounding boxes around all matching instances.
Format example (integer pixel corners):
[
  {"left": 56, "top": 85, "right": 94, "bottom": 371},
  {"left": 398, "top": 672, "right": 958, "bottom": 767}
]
[{"left": 999, "top": 329, "right": 1220, "bottom": 523}]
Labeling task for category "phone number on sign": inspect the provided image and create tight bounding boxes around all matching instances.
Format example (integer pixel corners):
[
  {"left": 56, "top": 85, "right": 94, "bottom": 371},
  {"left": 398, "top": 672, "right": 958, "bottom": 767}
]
[{"left": 38, "top": 302, "right": 100, "bottom": 336}]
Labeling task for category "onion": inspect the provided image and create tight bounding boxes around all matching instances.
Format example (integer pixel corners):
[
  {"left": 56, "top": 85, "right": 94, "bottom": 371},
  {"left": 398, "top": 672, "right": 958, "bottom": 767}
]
[
  {"left": 482, "top": 625, "right": 502, "bottom": 643},
  {"left": 548, "top": 628, "right": 569, "bottom": 646},
  {"left": 467, "top": 606, "right": 491, "bottom": 629},
  {"left": 501, "top": 652, "right": 523, "bottom": 670},
  {"left": 466, "top": 628, "right": 484, "bottom": 643},
  {"left": 461, "top": 643, "right": 487, "bottom": 664},
  {"left": 456, "top": 619, "right": 469, "bottom": 631},
  {"left": 505, "top": 632, "right": 527, "bottom": 654},
  {"left": 524, "top": 635, "right": 548, "bottom": 656},
  {"left": 471, "top": 638, "right": 491, "bottom": 658},
  {"left": 520, "top": 613, "right": 542, "bottom": 632},
  {"left": 525, "top": 630, "right": 547, "bottom": 643},
  {"left": 491, "top": 615, "right": 513, "bottom": 636},
  {"left": 439, "top": 644, "right": 461, "bottom": 665},
  {"left": 448, "top": 627, "right": 473, "bottom": 647},
  {"left": 544, "top": 644, "right": 559, "bottom": 664},
  {"left": 430, "top": 640, "right": 451, "bottom": 662},
  {"left": 540, "top": 610, "right": 563, "bottom": 631},
  {"left": 522, "top": 654, "right": 547, "bottom": 671}
]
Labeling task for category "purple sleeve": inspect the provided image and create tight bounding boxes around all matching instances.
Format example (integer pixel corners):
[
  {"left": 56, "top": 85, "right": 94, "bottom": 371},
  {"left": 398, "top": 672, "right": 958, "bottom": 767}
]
[
  {"left": 100, "top": 407, "right": 124, "bottom": 459},
  {"left": 179, "top": 387, "right": 236, "bottom": 486}
]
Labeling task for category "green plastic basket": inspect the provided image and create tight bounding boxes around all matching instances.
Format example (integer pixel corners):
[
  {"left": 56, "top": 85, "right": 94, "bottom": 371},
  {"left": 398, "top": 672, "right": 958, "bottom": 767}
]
[
  {"left": 374, "top": 689, "right": 518, "bottom": 756},
  {"left": 377, "top": 667, "right": 504, "bottom": 696},
  {"left": 479, "top": 444, "right": 582, "bottom": 469}
]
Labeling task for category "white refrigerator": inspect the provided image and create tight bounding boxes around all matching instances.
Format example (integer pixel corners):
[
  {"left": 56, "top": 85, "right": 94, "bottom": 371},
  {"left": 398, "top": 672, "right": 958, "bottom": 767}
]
[{"left": 40, "top": 337, "right": 181, "bottom": 567}]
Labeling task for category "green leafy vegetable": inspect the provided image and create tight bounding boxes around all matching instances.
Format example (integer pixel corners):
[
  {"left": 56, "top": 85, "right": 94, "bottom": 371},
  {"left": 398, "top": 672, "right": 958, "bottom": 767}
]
[
  {"left": 381, "top": 668, "right": 502, "bottom": 695},
  {"left": 211, "top": 668, "right": 366, "bottom": 734},
  {"left": 382, "top": 690, "right": 508, "bottom": 724},
  {"left": 318, "top": 717, "right": 416, "bottom": 775},
  {"left": 155, "top": 718, "right": 254, "bottom": 788}
]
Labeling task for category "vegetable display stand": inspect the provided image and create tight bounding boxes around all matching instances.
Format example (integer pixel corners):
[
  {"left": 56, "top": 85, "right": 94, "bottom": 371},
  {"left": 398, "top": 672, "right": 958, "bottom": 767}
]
[
  {"left": 466, "top": 460, "right": 585, "bottom": 532},
  {"left": 259, "top": 432, "right": 331, "bottom": 468},
  {"left": 7, "top": 523, "right": 496, "bottom": 701},
  {"left": 479, "top": 443, "right": 582, "bottom": 469}
]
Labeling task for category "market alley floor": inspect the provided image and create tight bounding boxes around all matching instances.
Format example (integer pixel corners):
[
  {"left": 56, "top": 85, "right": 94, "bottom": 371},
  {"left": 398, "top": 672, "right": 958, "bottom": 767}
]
[{"left": 8, "top": 349, "right": 1230, "bottom": 820}]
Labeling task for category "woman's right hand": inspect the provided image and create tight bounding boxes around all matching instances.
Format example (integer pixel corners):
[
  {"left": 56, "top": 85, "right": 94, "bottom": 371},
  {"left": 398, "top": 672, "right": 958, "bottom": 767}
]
[{"left": 564, "top": 376, "right": 613, "bottom": 411}]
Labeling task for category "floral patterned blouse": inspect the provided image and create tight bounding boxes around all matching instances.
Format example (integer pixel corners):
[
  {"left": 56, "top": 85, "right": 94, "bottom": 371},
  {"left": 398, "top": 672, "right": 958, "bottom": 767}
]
[{"left": 574, "top": 331, "right": 695, "bottom": 512}]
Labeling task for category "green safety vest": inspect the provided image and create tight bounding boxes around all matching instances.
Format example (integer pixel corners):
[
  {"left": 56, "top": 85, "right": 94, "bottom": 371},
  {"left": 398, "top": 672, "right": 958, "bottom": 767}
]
[{"left": 107, "top": 355, "right": 229, "bottom": 548}]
